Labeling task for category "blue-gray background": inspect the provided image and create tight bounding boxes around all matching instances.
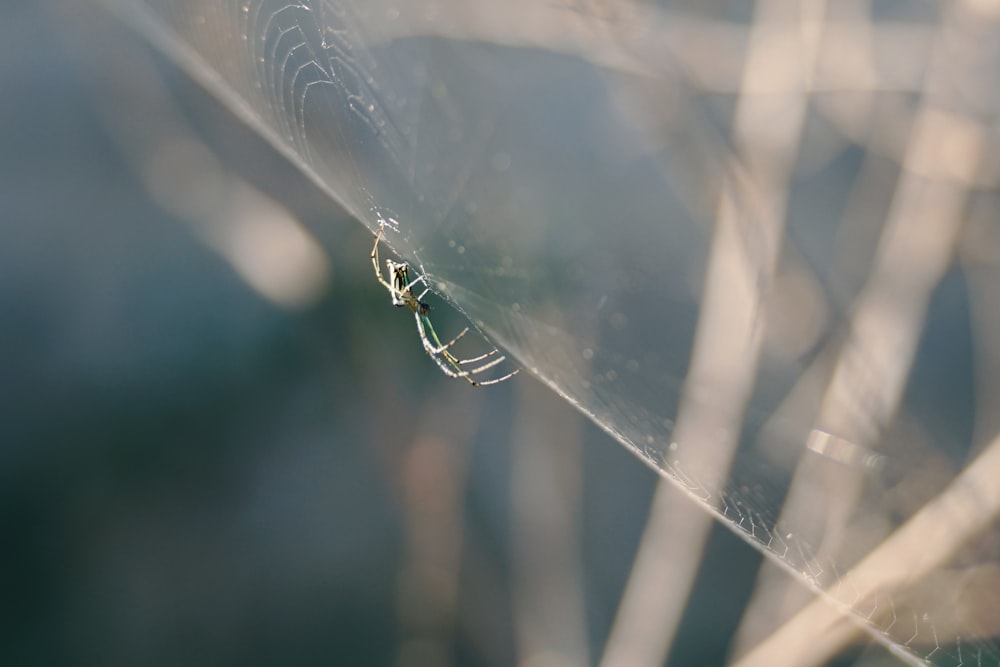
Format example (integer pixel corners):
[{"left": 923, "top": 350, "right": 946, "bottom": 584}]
[{"left": 0, "top": 2, "right": 776, "bottom": 665}]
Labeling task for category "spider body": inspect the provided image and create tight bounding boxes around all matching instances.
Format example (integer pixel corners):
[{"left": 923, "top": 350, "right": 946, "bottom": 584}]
[
  {"left": 387, "top": 260, "right": 430, "bottom": 315},
  {"left": 370, "top": 228, "right": 518, "bottom": 386}
]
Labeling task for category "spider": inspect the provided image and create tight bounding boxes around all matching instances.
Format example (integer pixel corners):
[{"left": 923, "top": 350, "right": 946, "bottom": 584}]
[{"left": 370, "top": 228, "right": 519, "bottom": 386}]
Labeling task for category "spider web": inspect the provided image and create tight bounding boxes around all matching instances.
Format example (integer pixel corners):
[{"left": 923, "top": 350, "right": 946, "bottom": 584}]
[{"left": 103, "top": 0, "right": 1000, "bottom": 664}]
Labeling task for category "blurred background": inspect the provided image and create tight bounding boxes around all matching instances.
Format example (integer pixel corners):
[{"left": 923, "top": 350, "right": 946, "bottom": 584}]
[
  {"left": 3, "top": 1, "right": 999, "bottom": 666},
  {"left": 0, "top": 2, "right": 672, "bottom": 665}
]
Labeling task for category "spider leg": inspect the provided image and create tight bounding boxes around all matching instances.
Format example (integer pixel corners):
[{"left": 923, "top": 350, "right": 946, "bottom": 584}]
[
  {"left": 465, "top": 367, "right": 519, "bottom": 386},
  {"left": 402, "top": 272, "right": 441, "bottom": 310},
  {"left": 415, "top": 312, "right": 468, "bottom": 355},
  {"left": 409, "top": 274, "right": 439, "bottom": 304},
  {"left": 435, "top": 326, "right": 469, "bottom": 353},
  {"left": 455, "top": 348, "right": 500, "bottom": 365},
  {"left": 427, "top": 346, "right": 479, "bottom": 384},
  {"left": 403, "top": 272, "right": 429, "bottom": 297},
  {"left": 413, "top": 313, "right": 483, "bottom": 384},
  {"left": 439, "top": 346, "right": 518, "bottom": 385},
  {"left": 417, "top": 314, "right": 469, "bottom": 355},
  {"left": 370, "top": 228, "right": 396, "bottom": 293},
  {"left": 417, "top": 312, "right": 519, "bottom": 385},
  {"left": 441, "top": 348, "right": 506, "bottom": 375}
]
